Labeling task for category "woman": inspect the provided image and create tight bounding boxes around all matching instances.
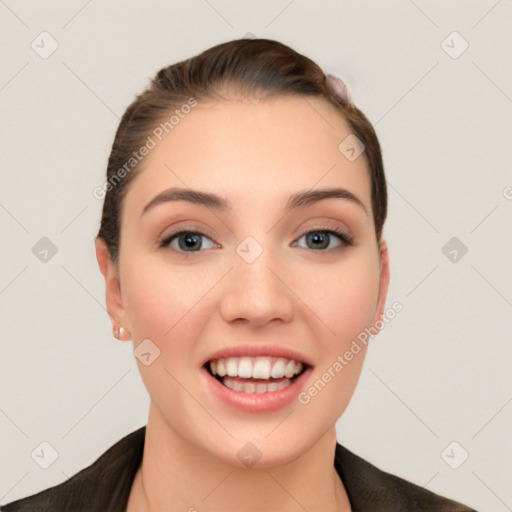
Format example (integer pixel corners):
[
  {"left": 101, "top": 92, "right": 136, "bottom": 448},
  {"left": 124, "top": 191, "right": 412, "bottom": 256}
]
[{"left": 0, "top": 38, "right": 477, "bottom": 511}]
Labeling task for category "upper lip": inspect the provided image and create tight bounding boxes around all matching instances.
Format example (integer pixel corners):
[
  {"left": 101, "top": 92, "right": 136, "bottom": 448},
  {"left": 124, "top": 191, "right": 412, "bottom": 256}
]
[{"left": 203, "top": 345, "right": 314, "bottom": 368}]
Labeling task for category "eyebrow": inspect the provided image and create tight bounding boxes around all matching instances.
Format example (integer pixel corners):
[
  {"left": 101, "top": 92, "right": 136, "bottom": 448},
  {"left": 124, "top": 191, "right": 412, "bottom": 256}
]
[{"left": 140, "top": 186, "right": 369, "bottom": 217}]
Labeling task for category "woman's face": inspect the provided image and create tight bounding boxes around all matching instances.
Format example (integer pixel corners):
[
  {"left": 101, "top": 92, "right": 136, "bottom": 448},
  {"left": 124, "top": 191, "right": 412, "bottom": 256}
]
[{"left": 98, "top": 94, "right": 389, "bottom": 467}]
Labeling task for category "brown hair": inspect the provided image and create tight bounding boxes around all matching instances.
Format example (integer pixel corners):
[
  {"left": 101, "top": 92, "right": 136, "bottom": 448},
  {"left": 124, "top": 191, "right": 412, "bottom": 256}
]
[{"left": 96, "top": 38, "right": 387, "bottom": 263}]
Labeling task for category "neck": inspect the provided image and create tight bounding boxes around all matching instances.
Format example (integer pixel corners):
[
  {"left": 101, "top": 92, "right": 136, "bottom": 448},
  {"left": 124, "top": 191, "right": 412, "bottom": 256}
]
[{"left": 127, "top": 404, "right": 352, "bottom": 512}]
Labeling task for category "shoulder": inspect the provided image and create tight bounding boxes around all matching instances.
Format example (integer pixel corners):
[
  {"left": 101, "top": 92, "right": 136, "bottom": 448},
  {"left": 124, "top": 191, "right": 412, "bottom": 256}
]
[
  {"left": 0, "top": 426, "right": 145, "bottom": 512},
  {"left": 334, "top": 443, "right": 478, "bottom": 512}
]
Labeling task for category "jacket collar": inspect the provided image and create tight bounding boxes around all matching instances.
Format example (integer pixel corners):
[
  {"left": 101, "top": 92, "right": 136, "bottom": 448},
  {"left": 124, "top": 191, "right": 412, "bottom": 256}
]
[{"left": 1, "top": 425, "right": 476, "bottom": 512}]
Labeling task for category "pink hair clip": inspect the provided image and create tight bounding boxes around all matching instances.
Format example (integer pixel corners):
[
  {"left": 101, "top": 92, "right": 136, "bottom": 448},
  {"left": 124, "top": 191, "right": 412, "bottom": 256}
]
[{"left": 325, "top": 72, "right": 352, "bottom": 105}]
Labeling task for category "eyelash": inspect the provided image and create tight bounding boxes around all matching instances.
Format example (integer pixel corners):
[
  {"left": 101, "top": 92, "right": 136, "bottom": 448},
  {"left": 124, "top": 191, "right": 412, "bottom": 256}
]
[{"left": 158, "top": 227, "right": 355, "bottom": 257}]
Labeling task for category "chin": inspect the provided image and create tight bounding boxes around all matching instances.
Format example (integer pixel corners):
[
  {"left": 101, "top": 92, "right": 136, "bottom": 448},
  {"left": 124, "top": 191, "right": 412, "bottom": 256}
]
[{"left": 210, "top": 440, "right": 308, "bottom": 470}]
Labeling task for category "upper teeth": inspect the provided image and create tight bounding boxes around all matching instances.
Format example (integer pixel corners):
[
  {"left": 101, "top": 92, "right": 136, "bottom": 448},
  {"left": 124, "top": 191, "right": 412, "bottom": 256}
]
[{"left": 210, "top": 357, "right": 303, "bottom": 379}]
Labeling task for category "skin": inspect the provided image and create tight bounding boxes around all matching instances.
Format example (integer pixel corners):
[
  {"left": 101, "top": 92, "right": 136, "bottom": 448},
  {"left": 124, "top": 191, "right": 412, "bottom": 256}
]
[{"left": 95, "top": 93, "right": 390, "bottom": 511}]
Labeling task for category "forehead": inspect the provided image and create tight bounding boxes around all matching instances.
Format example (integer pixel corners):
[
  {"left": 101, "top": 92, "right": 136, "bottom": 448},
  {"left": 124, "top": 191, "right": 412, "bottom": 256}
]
[{"left": 123, "top": 96, "right": 371, "bottom": 214}]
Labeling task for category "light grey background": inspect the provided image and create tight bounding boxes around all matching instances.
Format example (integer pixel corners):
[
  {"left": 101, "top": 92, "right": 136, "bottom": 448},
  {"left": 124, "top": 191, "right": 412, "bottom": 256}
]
[{"left": 1, "top": 1, "right": 511, "bottom": 510}]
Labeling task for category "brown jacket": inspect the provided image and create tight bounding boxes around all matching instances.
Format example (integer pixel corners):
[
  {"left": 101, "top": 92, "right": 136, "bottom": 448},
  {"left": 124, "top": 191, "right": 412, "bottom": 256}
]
[{"left": 0, "top": 426, "right": 477, "bottom": 511}]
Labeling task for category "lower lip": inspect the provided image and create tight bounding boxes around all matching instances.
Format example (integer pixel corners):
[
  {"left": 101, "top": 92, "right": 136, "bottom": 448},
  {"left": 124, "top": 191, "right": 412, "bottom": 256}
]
[{"left": 201, "top": 366, "right": 312, "bottom": 413}]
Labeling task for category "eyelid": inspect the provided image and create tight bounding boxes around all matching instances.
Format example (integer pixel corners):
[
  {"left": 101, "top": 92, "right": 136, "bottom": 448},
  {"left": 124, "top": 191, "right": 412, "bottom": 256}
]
[
  {"left": 296, "top": 220, "right": 349, "bottom": 235},
  {"left": 159, "top": 223, "right": 218, "bottom": 243}
]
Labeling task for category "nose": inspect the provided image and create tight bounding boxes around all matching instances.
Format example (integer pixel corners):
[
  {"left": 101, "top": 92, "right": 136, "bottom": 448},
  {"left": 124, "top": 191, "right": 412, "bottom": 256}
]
[{"left": 219, "top": 251, "right": 294, "bottom": 327}]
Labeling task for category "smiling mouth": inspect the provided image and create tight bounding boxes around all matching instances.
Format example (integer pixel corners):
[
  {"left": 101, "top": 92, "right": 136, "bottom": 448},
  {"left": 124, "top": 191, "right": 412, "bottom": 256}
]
[{"left": 204, "top": 356, "right": 309, "bottom": 393}]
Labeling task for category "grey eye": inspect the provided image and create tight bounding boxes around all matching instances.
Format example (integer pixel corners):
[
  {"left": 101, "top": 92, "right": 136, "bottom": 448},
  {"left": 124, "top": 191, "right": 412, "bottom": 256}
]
[
  {"left": 167, "top": 231, "right": 216, "bottom": 252},
  {"left": 294, "top": 231, "right": 343, "bottom": 250}
]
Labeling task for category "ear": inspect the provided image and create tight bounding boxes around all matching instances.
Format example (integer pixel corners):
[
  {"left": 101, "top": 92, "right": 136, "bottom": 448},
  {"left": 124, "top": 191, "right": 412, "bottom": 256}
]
[
  {"left": 369, "top": 239, "right": 390, "bottom": 335},
  {"left": 95, "top": 237, "right": 131, "bottom": 340}
]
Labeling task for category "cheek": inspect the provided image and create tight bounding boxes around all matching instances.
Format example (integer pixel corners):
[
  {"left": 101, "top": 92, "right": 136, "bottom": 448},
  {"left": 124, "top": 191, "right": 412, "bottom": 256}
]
[
  {"left": 120, "top": 261, "right": 211, "bottom": 410},
  {"left": 302, "top": 256, "right": 379, "bottom": 414},
  {"left": 333, "top": 268, "right": 378, "bottom": 338},
  {"left": 294, "top": 261, "right": 378, "bottom": 425},
  {"left": 297, "top": 254, "right": 380, "bottom": 345},
  {"left": 120, "top": 259, "right": 213, "bottom": 341}
]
